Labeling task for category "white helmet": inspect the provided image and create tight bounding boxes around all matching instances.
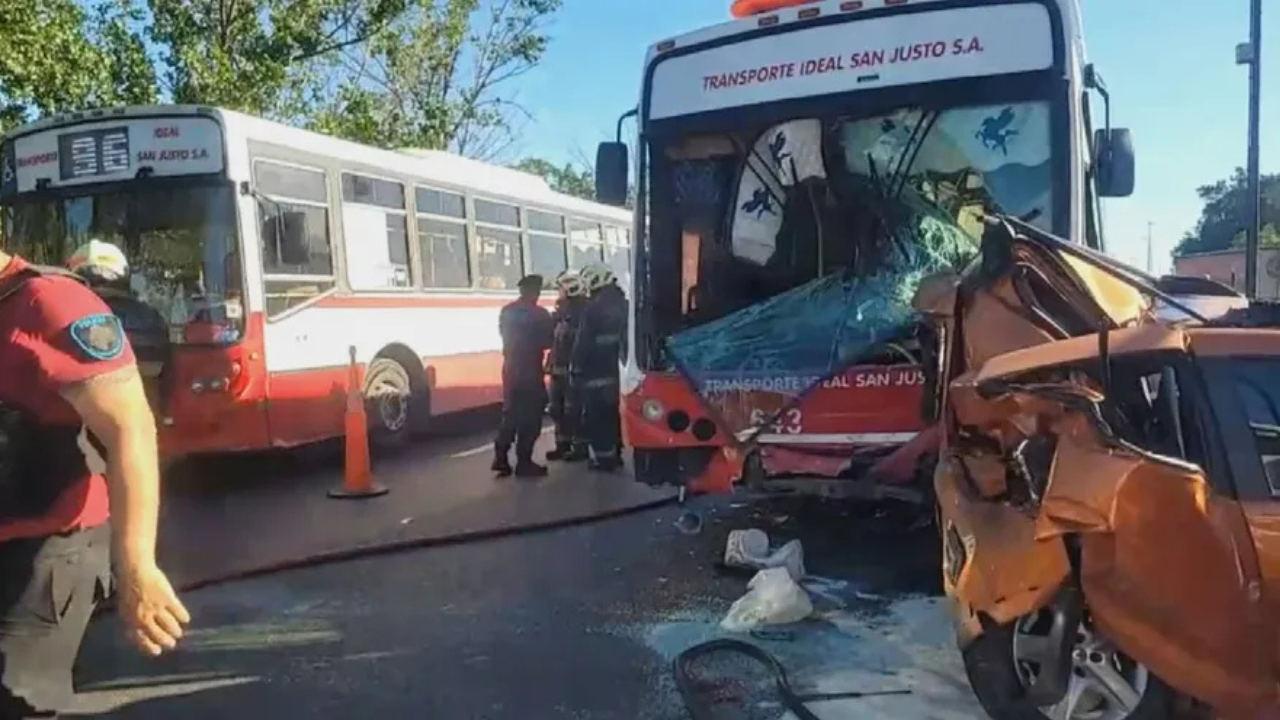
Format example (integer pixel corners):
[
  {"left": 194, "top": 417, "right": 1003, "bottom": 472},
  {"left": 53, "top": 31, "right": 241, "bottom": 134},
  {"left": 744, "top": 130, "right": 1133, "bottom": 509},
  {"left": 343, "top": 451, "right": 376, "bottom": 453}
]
[
  {"left": 67, "top": 239, "right": 129, "bottom": 284},
  {"left": 555, "top": 270, "right": 587, "bottom": 298},
  {"left": 580, "top": 264, "right": 616, "bottom": 292}
]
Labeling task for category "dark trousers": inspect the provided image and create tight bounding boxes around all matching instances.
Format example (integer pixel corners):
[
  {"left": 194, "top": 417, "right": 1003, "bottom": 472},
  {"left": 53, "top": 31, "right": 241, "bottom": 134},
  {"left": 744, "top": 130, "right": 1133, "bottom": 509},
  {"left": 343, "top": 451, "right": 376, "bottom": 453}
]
[
  {"left": 547, "top": 374, "right": 577, "bottom": 449},
  {"left": 582, "top": 383, "right": 622, "bottom": 462},
  {"left": 495, "top": 384, "right": 547, "bottom": 463},
  {"left": 0, "top": 524, "right": 112, "bottom": 719}
]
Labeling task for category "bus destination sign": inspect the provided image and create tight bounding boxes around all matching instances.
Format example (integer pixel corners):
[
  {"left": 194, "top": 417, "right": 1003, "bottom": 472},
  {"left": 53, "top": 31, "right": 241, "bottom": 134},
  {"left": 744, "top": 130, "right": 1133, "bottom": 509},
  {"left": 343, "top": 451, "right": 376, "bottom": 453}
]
[
  {"left": 1, "top": 115, "right": 225, "bottom": 197},
  {"left": 59, "top": 126, "right": 131, "bottom": 180},
  {"left": 647, "top": 3, "right": 1055, "bottom": 120}
]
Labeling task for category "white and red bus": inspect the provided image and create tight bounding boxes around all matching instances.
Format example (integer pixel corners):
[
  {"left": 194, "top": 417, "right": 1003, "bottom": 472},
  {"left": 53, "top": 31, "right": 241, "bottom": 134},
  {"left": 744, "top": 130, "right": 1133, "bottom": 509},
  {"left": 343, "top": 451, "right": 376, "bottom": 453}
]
[
  {"left": 0, "top": 106, "right": 633, "bottom": 460},
  {"left": 594, "top": 0, "right": 1134, "bottom": 499}
]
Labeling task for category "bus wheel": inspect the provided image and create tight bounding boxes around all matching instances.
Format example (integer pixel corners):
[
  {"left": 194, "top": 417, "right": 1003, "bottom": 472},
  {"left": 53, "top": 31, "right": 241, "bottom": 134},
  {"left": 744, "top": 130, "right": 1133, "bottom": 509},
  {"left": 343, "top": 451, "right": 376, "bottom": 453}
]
[{"left": 364, "top": 357, "right": 414, "bottom": 449}]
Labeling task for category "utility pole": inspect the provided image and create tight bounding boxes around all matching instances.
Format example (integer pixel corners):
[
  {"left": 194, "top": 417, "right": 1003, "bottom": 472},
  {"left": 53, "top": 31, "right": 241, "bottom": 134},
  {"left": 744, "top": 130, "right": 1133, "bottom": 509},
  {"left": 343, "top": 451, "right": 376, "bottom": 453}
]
[
  {"left": 1238, "top": 0, "right": 1263, "bottom": 297},
  {"left": 1152, "top": 220, "right": 1162, "bottom": 272}
]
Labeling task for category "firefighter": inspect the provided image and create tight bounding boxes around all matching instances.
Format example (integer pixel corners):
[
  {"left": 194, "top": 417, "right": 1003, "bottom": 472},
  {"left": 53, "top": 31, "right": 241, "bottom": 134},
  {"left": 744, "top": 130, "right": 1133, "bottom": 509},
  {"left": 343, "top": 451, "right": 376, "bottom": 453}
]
[
  {"left": 0, "top": 246, "right": 189, "bottom": 719},
  {"left": 493, "top": 274, "right": 555, "bottom": 478},
  {"left": 67, "top": 241, "right": 170, "bottom": 360},
  {"left": 546, "top": 270, "right": 588, "bottom": 461},
  {"left": 569, "top": 264, "right": 628, "bottom": 471}
]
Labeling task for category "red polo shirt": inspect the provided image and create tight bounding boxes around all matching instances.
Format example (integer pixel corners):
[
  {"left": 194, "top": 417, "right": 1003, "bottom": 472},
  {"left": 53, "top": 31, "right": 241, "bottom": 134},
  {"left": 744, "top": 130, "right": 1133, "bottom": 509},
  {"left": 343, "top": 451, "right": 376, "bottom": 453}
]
[{"left": 0, "top": 256, "right": 126, "bottom": 541}]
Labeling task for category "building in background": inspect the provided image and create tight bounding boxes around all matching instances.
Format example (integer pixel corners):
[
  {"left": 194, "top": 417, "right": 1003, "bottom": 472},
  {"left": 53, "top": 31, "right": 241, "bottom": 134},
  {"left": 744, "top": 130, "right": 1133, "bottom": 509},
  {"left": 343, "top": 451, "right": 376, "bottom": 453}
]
[{"left": 1174, "top": 248, "right": 1280, "bottom": 299}]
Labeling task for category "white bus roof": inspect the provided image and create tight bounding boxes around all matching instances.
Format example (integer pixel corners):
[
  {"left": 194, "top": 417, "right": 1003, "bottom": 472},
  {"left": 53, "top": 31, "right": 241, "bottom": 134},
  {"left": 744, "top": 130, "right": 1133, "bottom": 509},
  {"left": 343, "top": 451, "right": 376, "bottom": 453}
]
[
  {"left": 645, "top": 0, "right": 1084, "bottom": 69},
  {"left": 3, "top": 104, "right": 631, "bottom": 223}
]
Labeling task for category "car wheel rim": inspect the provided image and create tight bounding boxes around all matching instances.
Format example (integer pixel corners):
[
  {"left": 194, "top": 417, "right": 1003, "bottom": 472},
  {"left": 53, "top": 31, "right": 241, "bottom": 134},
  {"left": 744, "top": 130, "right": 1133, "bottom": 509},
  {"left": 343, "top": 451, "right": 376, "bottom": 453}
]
[{"left": 1012, "top": 614, "right": 1149, "bottom": 720}]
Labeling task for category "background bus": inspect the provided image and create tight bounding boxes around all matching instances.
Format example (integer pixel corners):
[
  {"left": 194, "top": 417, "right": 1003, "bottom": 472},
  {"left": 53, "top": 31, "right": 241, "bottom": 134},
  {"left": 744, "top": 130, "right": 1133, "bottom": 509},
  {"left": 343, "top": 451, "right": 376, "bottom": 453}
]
[
  {"left": 594, "top": 0, "right": 1134, "bottom": 499},
  {"left": 0, "top": 105, "right": 632, "bottom": 460}
]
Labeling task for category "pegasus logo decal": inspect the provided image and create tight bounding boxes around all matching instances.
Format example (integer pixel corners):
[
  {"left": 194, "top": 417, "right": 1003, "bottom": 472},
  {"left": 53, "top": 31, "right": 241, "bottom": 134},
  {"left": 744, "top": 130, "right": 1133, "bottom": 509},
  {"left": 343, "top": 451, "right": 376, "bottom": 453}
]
[
  {"left": 740, "top": 187, "right": 777, "bottom": 220},
  {"left": 768, "top": 131, "right": 790, "bottom": 169},
  {"left": 976, "top": 107, "right": 1019, "bottom": 156}
]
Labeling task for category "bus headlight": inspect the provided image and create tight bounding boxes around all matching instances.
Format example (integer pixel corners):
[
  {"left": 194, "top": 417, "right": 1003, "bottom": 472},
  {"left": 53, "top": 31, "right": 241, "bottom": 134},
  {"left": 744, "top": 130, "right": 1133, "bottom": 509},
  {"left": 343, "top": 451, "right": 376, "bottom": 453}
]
[{"left": 641, "top": 399, "right": 665, "bottom": 421}]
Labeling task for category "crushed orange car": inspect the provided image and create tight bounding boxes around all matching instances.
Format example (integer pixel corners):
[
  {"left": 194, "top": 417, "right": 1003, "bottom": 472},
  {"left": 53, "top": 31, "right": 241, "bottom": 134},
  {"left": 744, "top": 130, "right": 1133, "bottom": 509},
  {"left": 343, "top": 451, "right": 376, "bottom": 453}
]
[{"left": 917, "top": 217, "right": 1280, "bottom": 720}]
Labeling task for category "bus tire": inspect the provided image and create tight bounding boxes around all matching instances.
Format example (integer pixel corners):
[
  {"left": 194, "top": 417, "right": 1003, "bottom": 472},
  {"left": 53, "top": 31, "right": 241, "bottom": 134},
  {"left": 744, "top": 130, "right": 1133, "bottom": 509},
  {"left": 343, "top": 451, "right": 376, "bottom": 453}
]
[{"left": 364, "top": 357, "right": 417, "bottom": 450}]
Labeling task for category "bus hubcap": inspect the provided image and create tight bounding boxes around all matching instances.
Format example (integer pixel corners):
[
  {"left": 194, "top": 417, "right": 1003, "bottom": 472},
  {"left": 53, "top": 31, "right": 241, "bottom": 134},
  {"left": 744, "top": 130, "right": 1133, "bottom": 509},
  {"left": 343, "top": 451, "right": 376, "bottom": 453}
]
[{"left": 370, "top": 381, "right": 409, "bottom": 433}]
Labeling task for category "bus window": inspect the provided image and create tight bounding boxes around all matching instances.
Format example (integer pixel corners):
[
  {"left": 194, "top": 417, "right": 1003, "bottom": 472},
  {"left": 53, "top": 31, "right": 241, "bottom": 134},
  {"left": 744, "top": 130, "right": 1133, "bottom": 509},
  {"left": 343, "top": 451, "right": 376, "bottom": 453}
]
[
  {"left": 341, "top": 172, "right": 411, "bottom": 290},
  {"left": 568, "top": 218, "right": 604, "bottom": 269},
  {"left": 526, "top": 208, "right": 567, "bottom": 280},
  {"left": 474, "top": 198, "right": 523, "bottom": 289},
  {"left": 254, "top": 160, "right": 335, "bottom": 316},
  {"left": 415, "top": 186, "right": 470, "bottom": 289},
  {"left": 603, "top": 225, "right": 631, "bottom": 289}
]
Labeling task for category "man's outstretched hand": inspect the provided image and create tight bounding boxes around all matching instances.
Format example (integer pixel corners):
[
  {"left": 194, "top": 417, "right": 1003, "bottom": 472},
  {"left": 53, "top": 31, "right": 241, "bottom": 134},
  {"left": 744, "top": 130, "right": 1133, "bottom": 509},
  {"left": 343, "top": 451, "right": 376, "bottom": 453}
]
[{"left": 116, "top": 562, "right": 190, "bottom": 656}]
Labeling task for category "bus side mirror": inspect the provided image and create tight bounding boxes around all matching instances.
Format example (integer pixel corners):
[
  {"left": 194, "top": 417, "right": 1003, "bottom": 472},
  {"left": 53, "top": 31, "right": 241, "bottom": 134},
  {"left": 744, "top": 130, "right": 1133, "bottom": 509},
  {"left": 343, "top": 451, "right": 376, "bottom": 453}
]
[
  {"left": 1094, "top": 128, "right": 1135, "bottom": 198},
  {"left": 595, "top": 142, "right": 629, "bottom": 206}
]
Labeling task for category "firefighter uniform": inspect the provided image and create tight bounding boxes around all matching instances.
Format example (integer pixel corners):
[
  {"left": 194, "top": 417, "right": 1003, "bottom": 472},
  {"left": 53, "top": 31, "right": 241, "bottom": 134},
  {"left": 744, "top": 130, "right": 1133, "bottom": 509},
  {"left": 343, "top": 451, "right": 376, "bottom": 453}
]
[
  {"left": 493, "top": 274, "right": 555, "bottom": 477},
  {"left": 547, "top": 272, "right": 588, "bottom": 461},
  {"left": 570, "top": 264, "right": 627, "bottom": 471},
  {"left": 0, "top": 257, "right": 125, "bottom": 718}
]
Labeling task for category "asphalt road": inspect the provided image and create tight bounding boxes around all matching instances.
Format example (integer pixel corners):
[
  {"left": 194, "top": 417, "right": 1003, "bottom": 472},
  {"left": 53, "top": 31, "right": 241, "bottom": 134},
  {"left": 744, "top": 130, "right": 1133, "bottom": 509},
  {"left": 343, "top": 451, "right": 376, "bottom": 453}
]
[{"left": 66, "top": 484, "right": 987, "bottom": 720}]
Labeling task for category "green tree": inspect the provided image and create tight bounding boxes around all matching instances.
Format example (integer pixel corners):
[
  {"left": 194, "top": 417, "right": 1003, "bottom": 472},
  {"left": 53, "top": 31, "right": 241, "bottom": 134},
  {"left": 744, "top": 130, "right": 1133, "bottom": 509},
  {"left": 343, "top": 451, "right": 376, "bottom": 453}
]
[
  {"left": 145, "top": 0, "right": 409, "bottom": 117},
  {"left": 513, "top": 157, "right": 593, "bottom": 199},
  {"left": 309, "top": 0, "right": 561, "bottom": 158},
  {"left": 0, "top": 0, "right": 157, "bottom": 131},
  {"left": 1174, "top": 168, "right": 1280, "bottom": 256}
]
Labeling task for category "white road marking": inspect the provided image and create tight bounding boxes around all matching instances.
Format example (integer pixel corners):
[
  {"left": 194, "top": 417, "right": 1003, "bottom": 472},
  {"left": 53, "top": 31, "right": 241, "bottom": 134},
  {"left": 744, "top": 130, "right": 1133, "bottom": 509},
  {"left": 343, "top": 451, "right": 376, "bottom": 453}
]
[{"left": 450, "top": 426, "right": 553, "bottom": 459}]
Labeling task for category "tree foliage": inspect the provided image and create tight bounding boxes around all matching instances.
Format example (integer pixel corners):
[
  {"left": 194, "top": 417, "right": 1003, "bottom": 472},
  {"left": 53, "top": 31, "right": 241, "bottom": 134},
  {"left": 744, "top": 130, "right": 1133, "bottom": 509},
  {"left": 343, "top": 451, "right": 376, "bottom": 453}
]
[
  {"left": 308, "top": 0, "right": 561, "bottom": 158},
  {"left": 513, "top": 157, "right": 593, "bottom": 199},
  {"left": 0, "top": 0, "right": 157, "bottom": 131},
  {"left": 1175, "top": 168, "right": 1280, "bottom": 256},
  {"left": 147, "top": 0, "right": 409, "bottom": 118},
  {"left": 0, "top": 0, "right": 562, "bottom": 158}
]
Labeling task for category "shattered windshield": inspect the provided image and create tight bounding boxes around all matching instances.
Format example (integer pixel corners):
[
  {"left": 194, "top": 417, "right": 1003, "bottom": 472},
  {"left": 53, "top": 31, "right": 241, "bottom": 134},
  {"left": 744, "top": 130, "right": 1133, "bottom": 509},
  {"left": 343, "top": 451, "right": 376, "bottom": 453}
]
[
  {"left": 654, "top": 102, "right": 1053, "bottom": 439},
  {"left": 1, "top": 184, "right": 244, "bottom": 345}
]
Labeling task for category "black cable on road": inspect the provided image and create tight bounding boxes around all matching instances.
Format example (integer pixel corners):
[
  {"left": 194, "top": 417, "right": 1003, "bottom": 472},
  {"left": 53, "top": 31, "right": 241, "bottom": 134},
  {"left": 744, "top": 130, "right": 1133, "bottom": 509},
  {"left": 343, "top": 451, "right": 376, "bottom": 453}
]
[
  {"left": 93, "top": 492, "right": 679, "bottom": 618},
  {"left": 673, "top": 638, "right": 911, "bottom": 719}
]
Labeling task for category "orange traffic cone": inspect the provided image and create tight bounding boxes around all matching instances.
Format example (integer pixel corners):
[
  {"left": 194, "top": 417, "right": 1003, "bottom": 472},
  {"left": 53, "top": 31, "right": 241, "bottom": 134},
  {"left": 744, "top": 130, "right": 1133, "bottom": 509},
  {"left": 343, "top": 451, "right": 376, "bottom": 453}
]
[{"left": 329, "top": 346, "right": 389, "bottom": 499}]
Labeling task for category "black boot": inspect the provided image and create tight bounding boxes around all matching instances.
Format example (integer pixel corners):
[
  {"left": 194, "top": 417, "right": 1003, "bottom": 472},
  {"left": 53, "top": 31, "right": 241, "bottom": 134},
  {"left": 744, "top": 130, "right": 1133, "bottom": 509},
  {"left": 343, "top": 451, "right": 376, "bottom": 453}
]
[
  {"left": 563, "top": 444, "right": 589, "bottom": 462},
  {"left": 546, "top": 441, "right": 572, "bottom": 461},
  {"left": 514, "top": 459, "right": 548, "bottom": 478},
  {"left": 589, "top": 456, "right": 622, "bottom": 472},
  {"left": 492, "top": 450, "right": 513, "bottom": 478}
]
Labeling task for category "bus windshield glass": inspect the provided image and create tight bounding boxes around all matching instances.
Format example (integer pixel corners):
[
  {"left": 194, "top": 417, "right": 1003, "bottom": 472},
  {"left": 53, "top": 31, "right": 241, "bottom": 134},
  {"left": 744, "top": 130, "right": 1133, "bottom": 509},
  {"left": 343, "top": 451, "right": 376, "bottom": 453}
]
[
  {"left": 2, "top": 183, "right": 244, "bottom": 345},
  {"left": 647, "top": 100, "right": 1052, "bottom": 437}
]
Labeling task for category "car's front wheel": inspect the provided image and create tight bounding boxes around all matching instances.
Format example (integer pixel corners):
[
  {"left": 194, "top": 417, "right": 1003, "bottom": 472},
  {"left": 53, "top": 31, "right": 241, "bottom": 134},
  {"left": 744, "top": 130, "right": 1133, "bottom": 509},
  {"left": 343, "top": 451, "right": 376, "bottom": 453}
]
[{"left": 963, "top": 605, "right": 1173, "bottom": 720}]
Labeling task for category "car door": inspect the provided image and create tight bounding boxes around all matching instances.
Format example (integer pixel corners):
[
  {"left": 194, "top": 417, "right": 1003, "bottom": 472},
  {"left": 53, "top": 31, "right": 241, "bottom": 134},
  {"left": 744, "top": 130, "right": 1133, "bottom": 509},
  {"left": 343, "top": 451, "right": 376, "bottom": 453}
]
[{"left": 1030, "top": 351, "right": 1273, "bottom": 715}]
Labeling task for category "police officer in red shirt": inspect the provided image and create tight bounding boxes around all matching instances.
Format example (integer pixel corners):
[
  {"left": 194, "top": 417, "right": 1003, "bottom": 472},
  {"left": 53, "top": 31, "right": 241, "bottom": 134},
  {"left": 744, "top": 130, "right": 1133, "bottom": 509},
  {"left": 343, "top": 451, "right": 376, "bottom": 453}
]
[{"left": 0, "top": 247, "right": 189, "bottom": 718}]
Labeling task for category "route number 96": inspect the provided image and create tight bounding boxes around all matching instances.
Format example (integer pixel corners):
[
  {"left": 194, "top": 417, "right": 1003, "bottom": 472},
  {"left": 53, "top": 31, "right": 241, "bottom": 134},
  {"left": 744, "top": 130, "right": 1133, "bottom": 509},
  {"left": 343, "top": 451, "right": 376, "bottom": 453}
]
[{"left": 749, "top": 408, "right": 803, "bottom": 434}]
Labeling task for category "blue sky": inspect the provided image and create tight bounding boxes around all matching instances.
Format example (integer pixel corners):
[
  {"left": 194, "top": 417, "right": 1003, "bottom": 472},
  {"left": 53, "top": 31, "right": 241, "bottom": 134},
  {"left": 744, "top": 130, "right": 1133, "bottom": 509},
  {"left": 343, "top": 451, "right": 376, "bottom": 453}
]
[{"left": 511, "top": 0, "right": 1277, "bottom": 273}]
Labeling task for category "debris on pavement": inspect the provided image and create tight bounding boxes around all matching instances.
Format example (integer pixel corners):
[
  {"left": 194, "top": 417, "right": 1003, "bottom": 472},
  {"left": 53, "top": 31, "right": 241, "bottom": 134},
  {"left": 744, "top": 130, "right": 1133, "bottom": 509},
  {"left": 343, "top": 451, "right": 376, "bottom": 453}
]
[
  {"left": 721, "top": 567, "right": 815, "bottom": 631},
  {"left": 674, "top": 510, "right": 704, "bottom": 535},
  {"left": 722, "top": 528, "right": 806, "bottom": 580}
]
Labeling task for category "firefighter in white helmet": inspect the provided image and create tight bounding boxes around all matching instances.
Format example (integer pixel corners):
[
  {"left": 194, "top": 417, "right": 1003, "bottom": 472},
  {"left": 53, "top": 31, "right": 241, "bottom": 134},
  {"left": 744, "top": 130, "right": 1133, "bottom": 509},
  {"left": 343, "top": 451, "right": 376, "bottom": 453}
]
[
  {"left": 546, "top": 270, "right": 589, "bottom": 461},
  {"left": 567, "top": 263, "right": 627, "bottom": 470}
]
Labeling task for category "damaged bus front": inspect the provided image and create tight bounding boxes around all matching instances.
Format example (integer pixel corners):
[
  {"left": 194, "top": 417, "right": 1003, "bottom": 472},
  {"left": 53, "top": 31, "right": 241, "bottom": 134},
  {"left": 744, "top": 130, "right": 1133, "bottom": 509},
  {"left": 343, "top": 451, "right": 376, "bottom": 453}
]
[{"left": 595, "top": 0, "right": 1134, "bottom": 501}]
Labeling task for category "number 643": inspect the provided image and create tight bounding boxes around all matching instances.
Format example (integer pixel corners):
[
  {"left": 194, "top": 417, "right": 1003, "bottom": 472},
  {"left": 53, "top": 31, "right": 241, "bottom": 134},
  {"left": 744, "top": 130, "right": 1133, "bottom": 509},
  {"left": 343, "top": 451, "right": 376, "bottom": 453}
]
[{"left": 749, "top": 408, "right": 803, "bottom": 434}]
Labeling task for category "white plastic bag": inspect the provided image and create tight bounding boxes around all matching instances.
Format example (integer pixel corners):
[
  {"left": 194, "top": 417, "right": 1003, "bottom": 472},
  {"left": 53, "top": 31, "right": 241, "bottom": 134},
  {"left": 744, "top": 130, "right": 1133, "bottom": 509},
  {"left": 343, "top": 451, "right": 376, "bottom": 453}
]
[
  {"left": 720, "top": 567, "right": 814, "bottom": 631},
  {"left": 767, "top": 539, "right": 805, "bottom": 581},
  {"left": 722, "top": 529, "right": 806, "bottom": 580},
  {"left": 724, "top": 529, "right": 770, "bottom": 567}
]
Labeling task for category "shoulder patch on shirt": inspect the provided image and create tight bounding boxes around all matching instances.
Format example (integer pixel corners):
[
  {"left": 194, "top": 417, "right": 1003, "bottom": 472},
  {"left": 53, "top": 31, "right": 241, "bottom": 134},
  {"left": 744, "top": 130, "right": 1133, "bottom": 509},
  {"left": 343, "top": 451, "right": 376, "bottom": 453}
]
[{"left": 68, "top": 313, "right": 125, "bottom": 361}]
